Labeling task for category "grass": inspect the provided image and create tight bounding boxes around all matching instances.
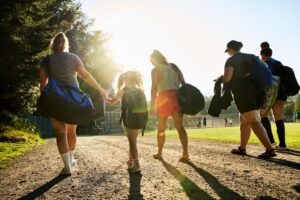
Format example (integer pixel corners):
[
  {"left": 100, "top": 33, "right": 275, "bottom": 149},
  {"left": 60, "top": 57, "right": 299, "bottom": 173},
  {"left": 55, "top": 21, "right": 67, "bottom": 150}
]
[
  {"left": 145, "top": 123, "right": 300, "bottom": 149},
  {"left": 0, "top": 128, "right": 44, "bottom": 169}
]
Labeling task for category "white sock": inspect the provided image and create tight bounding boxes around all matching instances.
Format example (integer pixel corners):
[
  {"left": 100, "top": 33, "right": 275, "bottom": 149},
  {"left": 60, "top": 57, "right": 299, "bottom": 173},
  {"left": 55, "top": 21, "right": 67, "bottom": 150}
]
[
  {"left": 60, "top": 152, "right": 72, "bottom": 174},
  {"left": 70, "top": 150, "right": 76, "bottom": 165}
]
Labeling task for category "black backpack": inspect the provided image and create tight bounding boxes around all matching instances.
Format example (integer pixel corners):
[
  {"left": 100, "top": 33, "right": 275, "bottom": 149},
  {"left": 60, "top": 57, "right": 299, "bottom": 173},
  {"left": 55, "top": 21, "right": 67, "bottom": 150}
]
[
  {"left": 178, "top": 83, "right": 205, "bottom": 115},
  {"left": 245, "top": 54, "right": 274, "bottom": 89},
  {"left": 277, "top": 66, "right": 300, "bottom": 96},
  {"left": 170, "top": 63, "right": 205, "bottom": 115},
  {"left": 121, "top": 87, "right": 148, "bottom": 133}
]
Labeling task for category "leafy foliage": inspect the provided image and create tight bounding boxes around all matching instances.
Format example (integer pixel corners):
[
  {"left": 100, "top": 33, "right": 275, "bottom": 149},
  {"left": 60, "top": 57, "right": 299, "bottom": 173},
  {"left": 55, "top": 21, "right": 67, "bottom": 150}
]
[
  {"left": 0, "top": 111, "right": 39, "bottom": 134},
  {"left": 0, "top": 0, "right": 118, "bottom": 119}
]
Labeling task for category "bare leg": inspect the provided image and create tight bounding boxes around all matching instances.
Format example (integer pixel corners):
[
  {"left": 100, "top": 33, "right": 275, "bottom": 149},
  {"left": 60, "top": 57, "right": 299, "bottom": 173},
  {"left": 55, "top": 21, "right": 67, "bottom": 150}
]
[
  {"left": 272, "top": 100, "right": 285, "bottom": 121},
  {"left": 242, "top": 111, "right": 273, "bottom": 151},
  {"left": 272, "top": 100, "right": 286, "bottom": 147},
  {"left": 239, "top": 114, "right": 251, "bottom": 150},
  {"left": 251, "top": 121, "right": 273, "bottom": 150},
  {"left": 66, "top": 124, "right": 77, "bottom": 165},
  {"left": 125, "top": 127, "right": 139, "bottom": 160},
  {"left": 66, "top": 124, "right": 77, "bottom": 151},
  {"left": 51, "top": 118, "right": 68, "bottom": 154},
  {"left": 172, "top": 111, "right": 189, "bottom": 158},
  {"left": 156, "top": 116, "right": 168, "bottom": 157},
  {"left": 50, "top": 118, "right": 71, "bottom": 174},
  {"left": 124, "top": 126, "right": 140, "bottom": 171}
]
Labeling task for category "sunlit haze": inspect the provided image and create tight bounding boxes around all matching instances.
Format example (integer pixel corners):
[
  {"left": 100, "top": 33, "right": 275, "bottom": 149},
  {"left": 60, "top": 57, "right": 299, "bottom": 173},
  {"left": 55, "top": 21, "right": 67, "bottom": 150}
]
[{"left": 80, "top": 0, "right": 300, "bottom": 98}]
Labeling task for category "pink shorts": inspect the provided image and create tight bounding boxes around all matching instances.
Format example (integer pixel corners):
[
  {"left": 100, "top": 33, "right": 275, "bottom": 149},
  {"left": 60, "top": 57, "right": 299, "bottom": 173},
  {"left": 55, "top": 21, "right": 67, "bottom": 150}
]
[{"left": 156, "top": 90, "right": 180, "bottom": 117}]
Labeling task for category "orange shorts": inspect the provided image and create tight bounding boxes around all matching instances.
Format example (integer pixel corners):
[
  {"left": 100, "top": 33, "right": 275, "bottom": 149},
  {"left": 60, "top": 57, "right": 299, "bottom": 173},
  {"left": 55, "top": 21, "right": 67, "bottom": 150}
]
[{"left": 156, "top": 90, "right": 180, "bottom": 117}]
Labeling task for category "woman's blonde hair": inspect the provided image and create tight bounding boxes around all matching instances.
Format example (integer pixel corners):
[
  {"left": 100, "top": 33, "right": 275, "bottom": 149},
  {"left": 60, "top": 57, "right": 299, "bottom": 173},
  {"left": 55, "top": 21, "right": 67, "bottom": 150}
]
[
  {"left": 117, "top": 71, "right": 144, "bottom": 92},
  {"left": 50, "top": 32, "right": 69, "bottom": 52},
  {"left": 150, "top": 50, "right": 168, "bottom": 66}
]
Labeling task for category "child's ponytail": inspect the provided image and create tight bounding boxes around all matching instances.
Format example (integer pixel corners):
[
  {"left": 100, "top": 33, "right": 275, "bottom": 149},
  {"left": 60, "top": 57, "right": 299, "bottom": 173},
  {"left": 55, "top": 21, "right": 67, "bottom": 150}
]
[
  {"left": 122, "top": 71, "right": 144, "bottom": 90},
  {"left": 117, "top": 73, "right": 125, "bottom": 92}
]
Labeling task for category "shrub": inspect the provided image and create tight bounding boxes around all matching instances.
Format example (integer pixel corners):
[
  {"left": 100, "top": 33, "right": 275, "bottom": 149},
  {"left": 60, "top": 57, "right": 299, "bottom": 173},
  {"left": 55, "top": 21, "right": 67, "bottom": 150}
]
[{"left": 0, "top": 112, "right": 39, "bottom": 134}]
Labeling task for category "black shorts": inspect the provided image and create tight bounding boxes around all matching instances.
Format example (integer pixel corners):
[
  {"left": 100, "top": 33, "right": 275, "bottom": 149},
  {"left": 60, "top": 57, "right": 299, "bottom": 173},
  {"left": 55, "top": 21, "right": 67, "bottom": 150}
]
[{"left": 231, "top": 78, "right": 262, "bottom": 114}]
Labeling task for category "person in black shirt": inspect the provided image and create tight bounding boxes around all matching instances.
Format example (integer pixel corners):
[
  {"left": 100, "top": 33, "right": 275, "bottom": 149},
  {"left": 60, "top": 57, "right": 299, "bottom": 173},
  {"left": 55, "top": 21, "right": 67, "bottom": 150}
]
[
  {"left": 260, "top": 44, "right": 288, "bottom": 150},
  {"left": 223, "top": 40, "right": 276, "bottom": 158}
]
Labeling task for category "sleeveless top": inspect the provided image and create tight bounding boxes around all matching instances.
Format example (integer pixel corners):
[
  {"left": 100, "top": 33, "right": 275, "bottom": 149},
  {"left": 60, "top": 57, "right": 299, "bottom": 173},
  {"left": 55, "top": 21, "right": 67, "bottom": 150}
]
[{"left": 157, "top": 64, "right": 179, "bottom": 92}]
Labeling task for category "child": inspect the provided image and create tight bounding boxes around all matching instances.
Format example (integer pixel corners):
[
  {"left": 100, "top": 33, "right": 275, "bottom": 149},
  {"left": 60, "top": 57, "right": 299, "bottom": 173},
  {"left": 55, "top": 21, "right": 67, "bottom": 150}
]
[{"left": 104, "top": 71, "right": 147, "bottom": 173}]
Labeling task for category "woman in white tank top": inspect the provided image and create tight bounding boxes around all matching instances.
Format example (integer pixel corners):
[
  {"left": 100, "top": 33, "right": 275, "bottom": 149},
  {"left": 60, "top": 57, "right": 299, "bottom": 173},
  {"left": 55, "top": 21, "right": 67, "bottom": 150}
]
[{"left": 149, "top": 50, "right": 189, "bottom": 162}]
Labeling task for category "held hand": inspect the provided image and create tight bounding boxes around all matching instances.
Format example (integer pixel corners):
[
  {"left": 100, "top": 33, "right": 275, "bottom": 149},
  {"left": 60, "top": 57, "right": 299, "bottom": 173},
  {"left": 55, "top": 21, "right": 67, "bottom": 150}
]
[
  {"left": 99, "top": 89, "right": 108, "bottom": 99},
  {"left": 102, "top": 95, "right": 110, "bottom": 103},
  {"left": 149, "top": 106, "right": 156, "bottom": 116}
]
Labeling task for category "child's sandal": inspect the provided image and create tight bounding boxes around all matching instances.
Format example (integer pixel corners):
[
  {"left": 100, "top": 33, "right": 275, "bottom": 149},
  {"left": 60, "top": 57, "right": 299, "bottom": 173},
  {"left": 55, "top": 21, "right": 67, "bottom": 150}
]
[
  {"left": 127, "top": 159, "right": 134, "bottom": 169},
  {"left": 132, "top": 159, "right": 141, "bottom": 173},
  {"left": 179, "top": 157, "right": 190, "bottom": 162},
  {"left": 231, "top": 147, "right": 247, "bottom": 155}
]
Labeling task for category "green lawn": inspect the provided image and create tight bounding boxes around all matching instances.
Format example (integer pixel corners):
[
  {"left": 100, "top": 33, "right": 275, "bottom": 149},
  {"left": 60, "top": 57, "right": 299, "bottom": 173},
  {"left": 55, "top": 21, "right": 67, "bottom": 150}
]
[
  {"left": 0, "top": 129, "right": 44, "bottom": 169},
  {"left": 145, "top": 123, "right": 300, "bottom": 149}
]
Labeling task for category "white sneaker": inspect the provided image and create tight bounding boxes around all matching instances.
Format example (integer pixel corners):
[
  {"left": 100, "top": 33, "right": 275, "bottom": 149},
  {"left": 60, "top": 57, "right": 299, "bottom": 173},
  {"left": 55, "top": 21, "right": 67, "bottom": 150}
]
[
  {"left": 72, "top": 159, "right": 77, "bottom": 166},
  {"left": 271, "top": 143, "right": 277, "bottom": 147},
  {"left": 274, "top": 145, "right": 288, "bottom": 151},
  {"left": 60, "top": 168, "right": 72, "bottom": 176}
]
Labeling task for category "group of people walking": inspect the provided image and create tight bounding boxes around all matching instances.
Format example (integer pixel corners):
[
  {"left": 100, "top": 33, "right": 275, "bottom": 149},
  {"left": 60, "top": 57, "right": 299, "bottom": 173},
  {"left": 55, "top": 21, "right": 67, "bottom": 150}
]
[
  {"left": 39, "top": 32, "right": 291, "bottom": 175},
  {"left": 223, "top": 40, "right": 288, "bottom": 158}
]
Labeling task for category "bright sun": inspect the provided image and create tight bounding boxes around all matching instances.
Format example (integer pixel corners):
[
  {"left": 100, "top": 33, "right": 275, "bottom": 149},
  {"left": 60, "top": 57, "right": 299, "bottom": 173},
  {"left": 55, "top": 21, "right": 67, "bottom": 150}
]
[
  {"left": 98, "top": 11, "right": 178, "bottom": 97},
  {"left": 101, "top": 12, "right": 174, "bottom": 71}
]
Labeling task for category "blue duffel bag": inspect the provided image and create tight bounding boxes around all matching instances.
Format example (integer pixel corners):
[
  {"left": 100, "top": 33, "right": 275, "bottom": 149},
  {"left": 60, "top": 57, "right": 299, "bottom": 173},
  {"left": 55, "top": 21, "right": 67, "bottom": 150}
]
[{"left": 36, "top": 78, "right": 96, "bottom": 125}]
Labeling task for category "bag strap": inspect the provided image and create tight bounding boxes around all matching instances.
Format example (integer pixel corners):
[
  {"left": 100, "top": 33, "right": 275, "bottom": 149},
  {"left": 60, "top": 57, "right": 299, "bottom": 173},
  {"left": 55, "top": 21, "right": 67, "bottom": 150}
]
[
  {"left": 43, "top": 56, "right": 51, "bottom": 78},
  {"left": 169, "top": 63, "right": 186, "bottom": 84}
]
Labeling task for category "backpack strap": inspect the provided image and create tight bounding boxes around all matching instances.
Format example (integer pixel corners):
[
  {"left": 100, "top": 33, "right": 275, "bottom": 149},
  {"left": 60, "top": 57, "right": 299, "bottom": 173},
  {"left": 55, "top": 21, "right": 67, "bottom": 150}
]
[{"left": 120, "top": 87, "right": 128, "bottom": 125}]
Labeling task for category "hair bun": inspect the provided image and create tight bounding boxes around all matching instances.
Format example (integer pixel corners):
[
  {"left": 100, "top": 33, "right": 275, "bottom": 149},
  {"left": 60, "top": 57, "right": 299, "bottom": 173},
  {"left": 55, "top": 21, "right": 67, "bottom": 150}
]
[
  {"left": 237, "top": 41, "right": 243, "bottom": 48},
  {"left": 260, "top": 41, "right": 270, "bottom": 49}
]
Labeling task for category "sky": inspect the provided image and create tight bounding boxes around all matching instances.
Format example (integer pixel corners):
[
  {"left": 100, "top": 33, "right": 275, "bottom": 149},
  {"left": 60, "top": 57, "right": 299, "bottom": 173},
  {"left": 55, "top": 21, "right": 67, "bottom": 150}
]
[{"left": 79, "top": 0, "right": 300, "bottom": 98}]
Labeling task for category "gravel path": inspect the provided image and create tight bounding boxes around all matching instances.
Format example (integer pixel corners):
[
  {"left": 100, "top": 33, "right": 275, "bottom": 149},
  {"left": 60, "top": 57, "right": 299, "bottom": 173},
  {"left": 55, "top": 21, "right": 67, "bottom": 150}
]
[{"left": 0, "top": 135, "right": 299, "bottom": 200}]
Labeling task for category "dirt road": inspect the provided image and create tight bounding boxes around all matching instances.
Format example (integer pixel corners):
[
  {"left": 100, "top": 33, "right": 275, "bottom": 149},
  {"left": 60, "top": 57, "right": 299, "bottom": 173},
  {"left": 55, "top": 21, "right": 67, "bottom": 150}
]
[{"left": 0, "top": 135, "right": 299, "bottom": 200}]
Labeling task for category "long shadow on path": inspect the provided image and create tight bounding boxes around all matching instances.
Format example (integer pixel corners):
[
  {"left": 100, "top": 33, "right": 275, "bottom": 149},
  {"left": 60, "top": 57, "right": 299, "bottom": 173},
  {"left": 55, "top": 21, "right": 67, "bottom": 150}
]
[
  {"left": 246, "top": 155, "right": 300, "bottom": 170},
  {"left": 128, "top": 171, "right": 143, "bottom": 200},
  {"left": 276, "top": 148, "right": 300, "bottom": 157},
  {"left": 18, "top": 175, "right": 68, "bottom": 200},
  {"left": 185, "top": 161, "right": 245, "bottom": 200},
  {"left": 160, "top": 159, "right": 214, "bottom": 200}
]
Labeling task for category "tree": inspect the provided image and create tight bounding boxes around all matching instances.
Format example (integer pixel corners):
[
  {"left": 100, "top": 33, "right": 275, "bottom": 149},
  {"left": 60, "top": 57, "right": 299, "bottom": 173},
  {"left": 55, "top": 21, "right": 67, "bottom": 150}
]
[
  {"left": 0, "top": 0, "right": 79, "bottom": 114},
  {"left": 0, "top": 0, "right": 118, "bottom": 120}
]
